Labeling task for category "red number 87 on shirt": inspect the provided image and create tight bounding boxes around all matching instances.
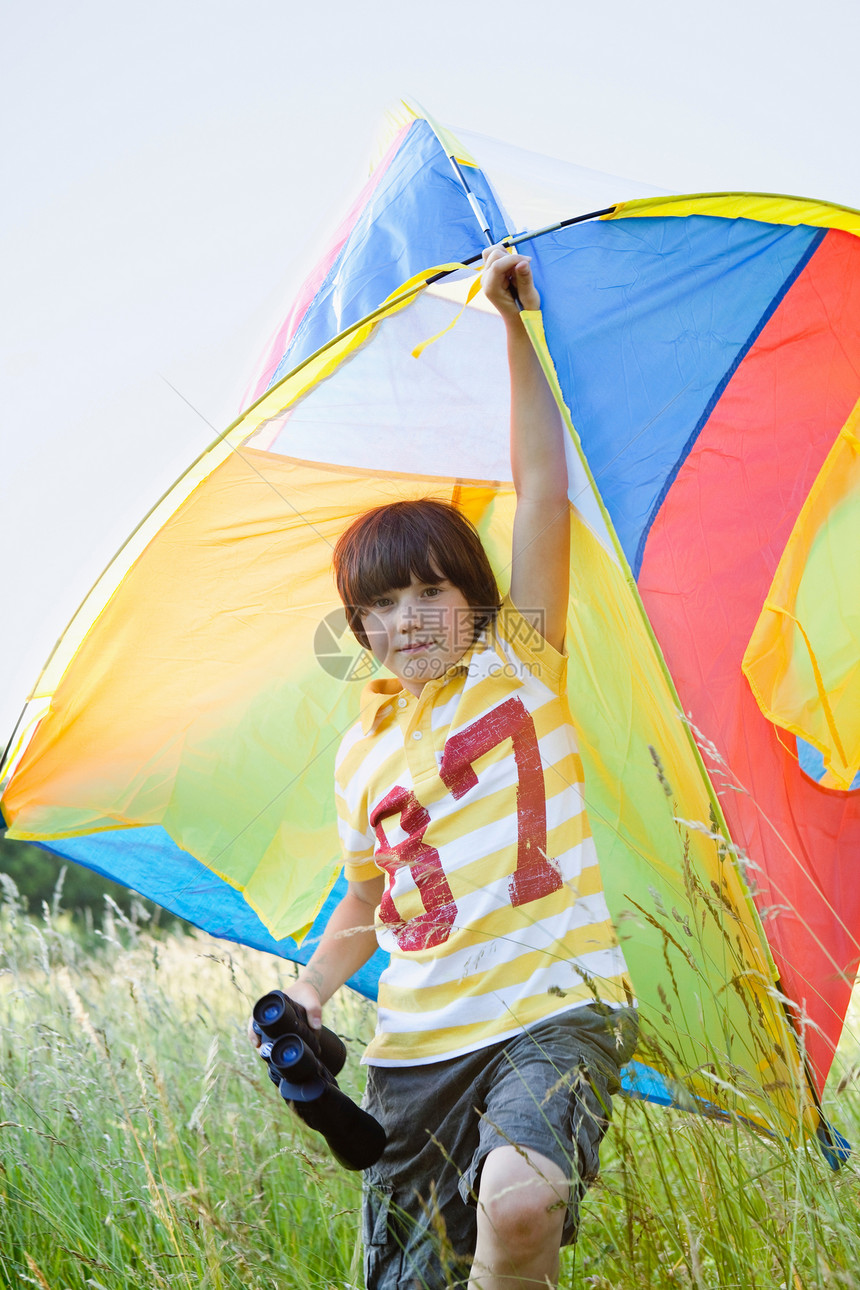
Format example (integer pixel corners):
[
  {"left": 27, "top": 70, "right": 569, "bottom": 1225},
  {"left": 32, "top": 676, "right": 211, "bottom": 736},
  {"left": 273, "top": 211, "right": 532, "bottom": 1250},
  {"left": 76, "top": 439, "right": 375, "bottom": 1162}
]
[{"left": 369, "top": 697, "right": 563, "bottom": 952}]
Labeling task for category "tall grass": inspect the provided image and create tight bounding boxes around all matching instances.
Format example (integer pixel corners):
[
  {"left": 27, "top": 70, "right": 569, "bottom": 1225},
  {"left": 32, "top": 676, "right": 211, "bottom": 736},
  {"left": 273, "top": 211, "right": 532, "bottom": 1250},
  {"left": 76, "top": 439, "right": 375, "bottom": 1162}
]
[
  {"left": 1, "top": 873, "right": 858, "bottom": 1289},
  {"left": 0, "top": 878, "right": 368, "bottom": 1289},
  {"left": 572, "top": 981, "right": 860, "bottom": 1290}
]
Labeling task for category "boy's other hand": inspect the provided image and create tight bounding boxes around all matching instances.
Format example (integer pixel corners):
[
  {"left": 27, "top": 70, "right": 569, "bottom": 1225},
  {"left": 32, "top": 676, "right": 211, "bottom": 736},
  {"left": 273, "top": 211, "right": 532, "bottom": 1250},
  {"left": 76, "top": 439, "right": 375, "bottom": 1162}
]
[
  {"left": 287, "top": 980, "right": 324, "bottom": 1030},
  {"left": 482, "top": 245, "right": 541, "bottom": 317},
  {"left": 246, "top": 980, "right": 324, "bottom": 1051}
]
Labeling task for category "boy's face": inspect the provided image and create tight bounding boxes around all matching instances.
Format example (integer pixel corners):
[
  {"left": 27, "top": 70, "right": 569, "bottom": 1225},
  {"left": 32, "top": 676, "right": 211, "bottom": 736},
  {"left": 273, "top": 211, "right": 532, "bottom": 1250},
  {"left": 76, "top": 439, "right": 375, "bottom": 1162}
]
[{"left": 359, "top": 573, "right": 474, "bottom": 696}]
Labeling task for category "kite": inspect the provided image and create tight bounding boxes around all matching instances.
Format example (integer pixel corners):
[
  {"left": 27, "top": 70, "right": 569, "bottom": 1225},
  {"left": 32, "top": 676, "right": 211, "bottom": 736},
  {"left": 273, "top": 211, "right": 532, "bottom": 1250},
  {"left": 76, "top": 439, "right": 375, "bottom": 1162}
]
[{"left": 2, "top": 106, "right": 858, "bottom": 1161}]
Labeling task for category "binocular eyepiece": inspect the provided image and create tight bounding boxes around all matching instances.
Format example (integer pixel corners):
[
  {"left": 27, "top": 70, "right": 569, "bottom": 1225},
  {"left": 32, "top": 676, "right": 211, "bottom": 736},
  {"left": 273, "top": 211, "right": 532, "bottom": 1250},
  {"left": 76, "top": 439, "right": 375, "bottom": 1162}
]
[{"left": 253, "top": 990, "right": 386, "bottom": 1171}]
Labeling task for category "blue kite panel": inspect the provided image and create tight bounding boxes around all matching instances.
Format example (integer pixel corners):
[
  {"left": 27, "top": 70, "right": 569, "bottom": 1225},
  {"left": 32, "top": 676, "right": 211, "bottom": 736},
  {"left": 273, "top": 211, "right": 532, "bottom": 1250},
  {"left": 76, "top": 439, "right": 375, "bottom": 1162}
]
[
  {"left": 270, "top": 119, "right": 508, "bottom": 385},
  {"left": 36, "top": 827, "right": 387, "bottom": 998},
  {"left": 531, "top": 215, "right": 823, "bottom": 573}
]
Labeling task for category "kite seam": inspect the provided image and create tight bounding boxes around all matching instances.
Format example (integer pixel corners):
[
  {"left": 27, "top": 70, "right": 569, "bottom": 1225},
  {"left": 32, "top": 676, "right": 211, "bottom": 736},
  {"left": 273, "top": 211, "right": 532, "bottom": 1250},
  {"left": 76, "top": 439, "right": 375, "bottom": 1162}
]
[{"left": 632, "top": 226, "right": 828, "bottom": 578}]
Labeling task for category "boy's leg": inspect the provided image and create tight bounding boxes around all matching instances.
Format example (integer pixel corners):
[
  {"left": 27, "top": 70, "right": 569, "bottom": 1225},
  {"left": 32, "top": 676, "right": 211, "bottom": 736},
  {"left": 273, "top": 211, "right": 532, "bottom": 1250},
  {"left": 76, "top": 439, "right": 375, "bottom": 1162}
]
[
  {"left": 361, "top": 1008, "right": 637, "bottom": 1288},
  {"left": 469, "top": 1145, "right": 568, "bottom": 1290},
  {"left": 460, "top": 1007, "right": 638, "bottom": 1289}
]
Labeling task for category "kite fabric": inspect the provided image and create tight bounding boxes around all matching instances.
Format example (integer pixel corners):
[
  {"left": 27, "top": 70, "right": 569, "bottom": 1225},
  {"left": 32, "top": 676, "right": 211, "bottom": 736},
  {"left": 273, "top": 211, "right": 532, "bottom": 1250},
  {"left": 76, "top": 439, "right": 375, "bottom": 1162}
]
[{"left": 3, "top": 105, "right": 859, "bottom": 1157}]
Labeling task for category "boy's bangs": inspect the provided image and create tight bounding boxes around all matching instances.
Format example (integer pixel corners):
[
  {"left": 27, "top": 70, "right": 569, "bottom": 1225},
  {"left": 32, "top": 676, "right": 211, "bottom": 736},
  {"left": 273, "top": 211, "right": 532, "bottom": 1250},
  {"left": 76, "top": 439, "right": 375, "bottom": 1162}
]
[{"left": 351, "top": 533, "right": 448, "bottom": 607}]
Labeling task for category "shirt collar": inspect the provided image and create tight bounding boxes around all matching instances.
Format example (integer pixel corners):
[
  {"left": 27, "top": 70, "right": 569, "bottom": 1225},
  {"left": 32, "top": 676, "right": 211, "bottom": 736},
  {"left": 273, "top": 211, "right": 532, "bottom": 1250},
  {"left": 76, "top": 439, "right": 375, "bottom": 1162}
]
[
  {"left": 358, "top": 679, "right": 403, "bottom": 735},
  {"left": 357, "top": 652, "right": 476, "bottom": 735}
]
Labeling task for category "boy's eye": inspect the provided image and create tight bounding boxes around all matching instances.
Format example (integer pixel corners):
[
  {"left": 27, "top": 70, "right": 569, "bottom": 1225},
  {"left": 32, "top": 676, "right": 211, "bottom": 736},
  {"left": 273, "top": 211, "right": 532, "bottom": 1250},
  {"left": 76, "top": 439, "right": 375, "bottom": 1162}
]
[{"left": 422, "top": 587, "right": 442, "bottom": 598}]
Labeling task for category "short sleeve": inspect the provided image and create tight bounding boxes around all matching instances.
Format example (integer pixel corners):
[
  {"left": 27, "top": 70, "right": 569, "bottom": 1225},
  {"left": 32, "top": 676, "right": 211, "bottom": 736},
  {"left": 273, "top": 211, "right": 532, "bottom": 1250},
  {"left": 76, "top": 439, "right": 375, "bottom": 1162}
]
[{"left": 494, "top": 595, "right": 567, "bottom": 692}]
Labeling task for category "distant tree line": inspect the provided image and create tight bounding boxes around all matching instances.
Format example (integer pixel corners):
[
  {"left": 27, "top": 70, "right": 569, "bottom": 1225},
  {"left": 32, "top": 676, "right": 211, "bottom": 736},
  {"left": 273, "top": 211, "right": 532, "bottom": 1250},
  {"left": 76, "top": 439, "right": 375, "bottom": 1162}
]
[{"left": 0, "top": 832, "right": 181, "bottom": 928}]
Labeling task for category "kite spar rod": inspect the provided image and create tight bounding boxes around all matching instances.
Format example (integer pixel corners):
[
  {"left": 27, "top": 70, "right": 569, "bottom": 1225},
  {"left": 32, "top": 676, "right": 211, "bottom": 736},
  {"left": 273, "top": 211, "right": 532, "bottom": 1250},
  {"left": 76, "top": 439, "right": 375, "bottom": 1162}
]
[
  {"left": 440, "top": 146, "right": 614, "bottom": 304},
  {"left": 441, "top": 137, "right": 618, "bottom": 253},
  {"left": 436, "top": 151, "right": 617, "bottom": 306},
  {"left": 440, "top": 149, "right": 527, "bottom": 310},
  {"left": 423, "top": 205, "right": 618, "bottom": 285},
  {"left": 447, "top": 153, "right": 494, "bottom": 245}
]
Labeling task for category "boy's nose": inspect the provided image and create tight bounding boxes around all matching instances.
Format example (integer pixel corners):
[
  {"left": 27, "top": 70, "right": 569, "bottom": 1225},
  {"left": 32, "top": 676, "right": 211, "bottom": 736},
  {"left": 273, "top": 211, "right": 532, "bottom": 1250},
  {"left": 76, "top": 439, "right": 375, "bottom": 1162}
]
[{"left": 397, "top": 599, "right": 420, "bottom": 633}]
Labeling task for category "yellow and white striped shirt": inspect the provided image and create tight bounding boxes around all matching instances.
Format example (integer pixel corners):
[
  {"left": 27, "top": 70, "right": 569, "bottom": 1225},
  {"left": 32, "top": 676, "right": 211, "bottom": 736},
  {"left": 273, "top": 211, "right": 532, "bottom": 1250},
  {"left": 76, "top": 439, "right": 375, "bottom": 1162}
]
[{"left": 337, "top": 598, "right": 631, "bottom": 1066}]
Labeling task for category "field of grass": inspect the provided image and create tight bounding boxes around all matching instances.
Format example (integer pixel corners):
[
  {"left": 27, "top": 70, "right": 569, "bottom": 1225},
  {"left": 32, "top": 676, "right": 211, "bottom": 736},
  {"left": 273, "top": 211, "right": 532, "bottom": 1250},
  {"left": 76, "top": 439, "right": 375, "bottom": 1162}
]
[{"left": 1, "top": 876, "right": 859, "bottom": 1289}]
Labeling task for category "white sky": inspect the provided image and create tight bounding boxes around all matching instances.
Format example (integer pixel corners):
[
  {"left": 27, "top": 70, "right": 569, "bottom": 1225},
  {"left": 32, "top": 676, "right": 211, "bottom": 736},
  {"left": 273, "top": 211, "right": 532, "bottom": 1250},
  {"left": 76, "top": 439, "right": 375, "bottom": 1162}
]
[{"left": 3, "top": 0, "right": 859, "bottom": 749}]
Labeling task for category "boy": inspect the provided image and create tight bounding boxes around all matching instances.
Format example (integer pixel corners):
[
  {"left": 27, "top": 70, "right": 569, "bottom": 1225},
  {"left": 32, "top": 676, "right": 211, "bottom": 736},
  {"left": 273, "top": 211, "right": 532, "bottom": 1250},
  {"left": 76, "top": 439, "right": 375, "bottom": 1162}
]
[{"left": 256, "top": 248, "right": 635, "bottom": 1288}]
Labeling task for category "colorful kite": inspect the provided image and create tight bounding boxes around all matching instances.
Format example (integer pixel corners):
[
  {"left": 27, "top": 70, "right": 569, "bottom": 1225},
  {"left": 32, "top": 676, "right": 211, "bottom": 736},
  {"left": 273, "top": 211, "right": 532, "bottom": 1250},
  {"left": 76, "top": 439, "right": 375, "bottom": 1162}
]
[{"left": 3, "top": 106, "right": 858, "bottom": 1158}]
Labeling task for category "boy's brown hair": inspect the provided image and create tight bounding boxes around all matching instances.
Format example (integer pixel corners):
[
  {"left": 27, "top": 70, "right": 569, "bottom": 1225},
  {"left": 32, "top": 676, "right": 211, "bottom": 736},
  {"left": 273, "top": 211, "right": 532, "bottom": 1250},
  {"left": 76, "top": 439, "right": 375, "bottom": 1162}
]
[{"left": 333, "top": 499, "right": 502, "bottom": 650}]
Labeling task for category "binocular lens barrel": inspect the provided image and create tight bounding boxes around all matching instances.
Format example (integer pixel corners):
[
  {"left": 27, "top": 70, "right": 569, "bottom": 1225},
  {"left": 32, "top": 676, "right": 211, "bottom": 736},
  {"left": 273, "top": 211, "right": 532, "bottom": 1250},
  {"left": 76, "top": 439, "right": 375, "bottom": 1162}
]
[
  {"left": 253, "top": 992, "right": 293, "bottom": 1035},
  {"left": 294, "top": 1084, "right": 388, "bottom": 1172},
  {"left": 269, "top": 1034, "right": 320, "bottom": 1084}
]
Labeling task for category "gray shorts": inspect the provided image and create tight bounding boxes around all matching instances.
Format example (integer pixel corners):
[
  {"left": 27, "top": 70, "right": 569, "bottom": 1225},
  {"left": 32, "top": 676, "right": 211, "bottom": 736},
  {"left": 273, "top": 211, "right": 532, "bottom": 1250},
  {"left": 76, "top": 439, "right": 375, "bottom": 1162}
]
[{"left": 361, "top": 1005, "right": 638, "bottom": 1290}]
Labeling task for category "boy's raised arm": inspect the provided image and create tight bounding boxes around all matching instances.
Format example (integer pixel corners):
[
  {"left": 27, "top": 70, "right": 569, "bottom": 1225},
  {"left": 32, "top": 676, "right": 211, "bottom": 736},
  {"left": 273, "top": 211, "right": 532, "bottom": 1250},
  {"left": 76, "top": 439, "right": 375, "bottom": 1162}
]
[{"left": 482, "top": 246, "right": 570, "bottom": 653}]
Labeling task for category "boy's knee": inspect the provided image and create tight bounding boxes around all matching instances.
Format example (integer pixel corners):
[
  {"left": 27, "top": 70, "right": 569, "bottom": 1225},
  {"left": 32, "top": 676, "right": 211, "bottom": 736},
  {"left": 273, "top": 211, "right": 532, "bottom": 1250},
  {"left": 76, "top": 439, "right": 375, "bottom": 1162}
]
[{"left": 476, "top": 1146, "right": 568, "bottom": 1256}]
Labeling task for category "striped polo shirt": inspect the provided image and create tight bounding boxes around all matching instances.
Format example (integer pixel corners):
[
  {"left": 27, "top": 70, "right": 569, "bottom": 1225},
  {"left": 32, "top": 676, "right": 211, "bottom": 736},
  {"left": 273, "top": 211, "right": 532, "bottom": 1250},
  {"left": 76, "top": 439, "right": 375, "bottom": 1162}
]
[{"left": 336, "top": 597, "right": 631, "bottom": 1066}]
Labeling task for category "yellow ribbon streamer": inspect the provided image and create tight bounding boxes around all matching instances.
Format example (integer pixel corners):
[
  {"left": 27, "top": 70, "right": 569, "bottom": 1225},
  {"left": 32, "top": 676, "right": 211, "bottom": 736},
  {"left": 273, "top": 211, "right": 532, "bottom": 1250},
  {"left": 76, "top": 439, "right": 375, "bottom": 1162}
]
[{"left": 411, "top": 274, "right": 483, "bottom": 358}]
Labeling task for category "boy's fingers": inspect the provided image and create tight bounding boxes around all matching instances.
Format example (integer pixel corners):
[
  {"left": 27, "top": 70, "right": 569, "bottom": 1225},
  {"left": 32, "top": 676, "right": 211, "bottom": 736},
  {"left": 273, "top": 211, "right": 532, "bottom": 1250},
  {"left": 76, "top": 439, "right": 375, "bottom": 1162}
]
[
  {"left": 481, "top": 245, "right": 540, "bottom": 311},
  {"left": 483, "top": 245, "right": 528, "bottom": 263},
  {"left": 482, "top": 249, "right": 533, "bottom": 289},
  {"left": 482, "top": 244, "right": 528, "bottom": 267}
]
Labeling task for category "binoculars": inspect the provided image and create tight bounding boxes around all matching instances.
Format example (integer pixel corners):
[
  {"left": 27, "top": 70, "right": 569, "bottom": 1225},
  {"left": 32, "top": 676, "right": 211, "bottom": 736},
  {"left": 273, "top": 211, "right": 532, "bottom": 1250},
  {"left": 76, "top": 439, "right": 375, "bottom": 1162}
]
[{"left": 252, "top": 990, "right": 386, "bottom": 1171}]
